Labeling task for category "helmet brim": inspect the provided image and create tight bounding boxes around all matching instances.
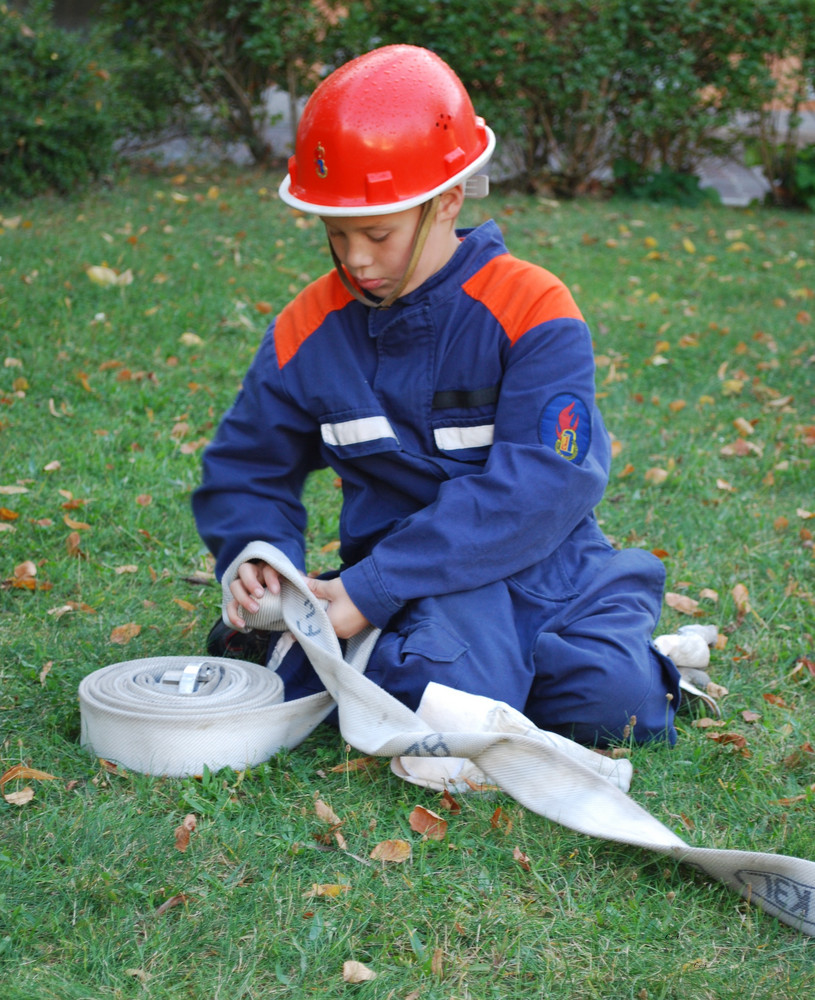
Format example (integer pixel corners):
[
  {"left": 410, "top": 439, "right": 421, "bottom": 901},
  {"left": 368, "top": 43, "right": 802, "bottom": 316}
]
[{"left": 278, "top": 127, "right": 496, "bottom": 217}]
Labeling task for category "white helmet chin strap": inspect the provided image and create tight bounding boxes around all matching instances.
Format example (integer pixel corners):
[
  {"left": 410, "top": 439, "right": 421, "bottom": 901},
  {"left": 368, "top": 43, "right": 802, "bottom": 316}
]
[{"left": 326, "top": 196, "right": 440, "bottom": 309}]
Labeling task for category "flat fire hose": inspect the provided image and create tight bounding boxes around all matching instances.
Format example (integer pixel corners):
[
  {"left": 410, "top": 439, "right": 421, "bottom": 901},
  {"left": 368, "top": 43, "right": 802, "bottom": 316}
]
[{"left": 79, "top": 543, "right": 815, "bottom": 938}]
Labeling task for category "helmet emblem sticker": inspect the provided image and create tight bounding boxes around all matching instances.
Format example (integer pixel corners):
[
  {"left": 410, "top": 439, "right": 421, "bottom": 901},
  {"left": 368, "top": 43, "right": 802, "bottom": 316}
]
[
  {"left": 539, "top": 393, "right": 591, "bottom": 463},
  {"left": 315, "top": 142, "right": 328, "bottom": 178}
]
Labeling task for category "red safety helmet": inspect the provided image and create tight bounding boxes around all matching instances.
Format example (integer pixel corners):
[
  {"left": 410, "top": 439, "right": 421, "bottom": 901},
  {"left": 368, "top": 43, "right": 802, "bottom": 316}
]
[{"left": 279, "top": 45, "right": 495, "bottom": 216}]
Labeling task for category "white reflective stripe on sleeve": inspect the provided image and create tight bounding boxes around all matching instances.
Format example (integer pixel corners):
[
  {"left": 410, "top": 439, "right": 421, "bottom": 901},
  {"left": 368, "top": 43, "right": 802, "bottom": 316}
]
[
  {"left": 321, "top": 416, "right": 398, "bottom": 448},
  {"left": 434, "top": 424, "right": 494, "bottom": 451}
]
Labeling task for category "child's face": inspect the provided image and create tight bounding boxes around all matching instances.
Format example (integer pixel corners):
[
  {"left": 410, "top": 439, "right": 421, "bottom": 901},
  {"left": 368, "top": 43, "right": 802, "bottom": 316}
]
[{"left": 321, "top": 198, "right": 459, "bottom": 301}]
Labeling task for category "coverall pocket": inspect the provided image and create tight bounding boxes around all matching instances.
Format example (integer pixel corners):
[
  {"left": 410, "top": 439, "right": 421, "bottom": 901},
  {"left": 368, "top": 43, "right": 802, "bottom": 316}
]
[
  {"left": 401, "top": 621, "right": 469, "bottom": 663},
  {"left": 509, "top": 548, "right": 580, "bottom": 603}
]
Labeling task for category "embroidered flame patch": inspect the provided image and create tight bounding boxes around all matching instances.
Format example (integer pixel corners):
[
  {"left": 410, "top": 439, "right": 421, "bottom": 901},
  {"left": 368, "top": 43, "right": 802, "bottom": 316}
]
[
  {"left": 539, "top": 393, "right": 591, "bottom": 464},
  {"left": 555, "top": 402, "right": 579, "bottom": 460}
]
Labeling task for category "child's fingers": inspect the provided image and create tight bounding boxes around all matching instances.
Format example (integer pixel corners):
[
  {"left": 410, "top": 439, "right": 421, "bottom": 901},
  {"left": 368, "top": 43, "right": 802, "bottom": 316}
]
[
  {"left": 225, "top": 598, "right": 247, "bottom": 628},
  {"left": 236, "top": 561, "right": 266, "bottom": 598}
]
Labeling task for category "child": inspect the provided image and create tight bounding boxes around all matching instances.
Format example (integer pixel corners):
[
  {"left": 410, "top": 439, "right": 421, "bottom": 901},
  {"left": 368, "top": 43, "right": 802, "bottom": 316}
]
[{"left": 193, "top": 44, "right": 681, "bottom": 747}]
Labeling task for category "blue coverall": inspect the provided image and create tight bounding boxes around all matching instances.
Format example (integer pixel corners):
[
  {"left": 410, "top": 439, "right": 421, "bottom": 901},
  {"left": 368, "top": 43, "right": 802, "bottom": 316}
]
[{"left": 193, "top": 220, "right": 681, "bottom": 746}]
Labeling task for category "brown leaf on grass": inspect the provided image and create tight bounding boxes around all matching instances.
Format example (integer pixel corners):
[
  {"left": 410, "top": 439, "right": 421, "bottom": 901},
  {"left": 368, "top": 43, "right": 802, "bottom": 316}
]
[
  {"left": 1, "top": 764, "right": 58, "bottom": 805},
  {"left": 314, "top": 797, "right": 341, "bottom": 825},
  {"left": 342, "top": 960, "right": 376, "bottom": 983},
  {"left": 136, "top": 494, "right": 152, "bottom": 507},
  {"left": 14, "top": 560, "right": 37, "bottom": 580},
  {"left": 438, "top": 789, "right": 461, "bottom": 813},
  {"left": 645, "top": 467, "right": 669, "bottom": 484},
  {"left": 741, "top": 710, "right": 762, "bottom": 723},
  {"left": 98, "top": 759, "right": 126, "bottom": 775},
  {"left": 4, "top": 787, "right": 35, "bottom": 806},
  {"left": 174, "top": 813, "right": 197, "bottom": 852},
  {"left": 154, "top": 893, "right": 191, "bottom": 917},
  {"left": 732, "top": 584, "right": 751, "bottom": 615},
  {"left": 490, "top": 806, "right": 514, "bottom": 834},
  {"left": 0, "top": 764, "right": 58, "bottom": 790},
  {"left": 782, "top": 743, "right": 815, "bottom": 769},
  {"left": 513, "top": 846, "right": 531, "bottom": 871},
  {"left": 665, "top": 592, "right": 700, "bottom": 615},
  {"left": 305, "top": 883, "right": 350, "bottom": 898},
  {"left": 721, "top": 438, "right": 764, "bottom": 457},
  {"left": 0, "top": 507, "right": 19, "bottom": 521},
  {"left": 408, "top": 805, "right": 447, "bottom": 841},
  {"left": 370, "top": 839, "right": 411, "bottom": 863},
  {"left": 793, "top": 656, "right": 815, "bottom": 679},
  {"left": 110, "top": 622, "right": 141, "bottom": 645},
  {"left": 66, "top": 531, "right": 86, "bottom": 558},
  {"left": 707, "top": 732, "right": 750, "bottom": 756},
  {"left": 692, "top": 718, "right": 726, "bottom": 728},
  {"left": 63, "top": 515, "right": 91, "bottom": 530},
  {"left": 329, "top": 756, "right": 380, "bottom": 774},
  {"left": 763, "top": 692, "right": 792, "bottom": 709}
]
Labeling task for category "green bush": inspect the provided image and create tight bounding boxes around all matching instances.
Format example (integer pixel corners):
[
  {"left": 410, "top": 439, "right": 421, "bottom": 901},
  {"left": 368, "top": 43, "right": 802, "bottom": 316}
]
[
  {"left": 0, "top": 1, "right": 115, "bottom": 198},
  {"left": 611, "top": 158, "right": 720, "bottom": 207},
  {"left": 333, "top": 0, "right": 814, "bottom": 197},
  {"left": 792, "top": 144, "right": 815, "bottom": 210},
  {"left": 98, "top": 1, "right": 345, "bottom": 164}
]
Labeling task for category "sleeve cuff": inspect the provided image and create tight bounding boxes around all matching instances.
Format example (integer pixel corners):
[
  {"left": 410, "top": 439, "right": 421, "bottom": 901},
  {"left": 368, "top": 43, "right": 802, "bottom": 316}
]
[{"left": 341, "top": 557, "right": 403, "bottom": 630}]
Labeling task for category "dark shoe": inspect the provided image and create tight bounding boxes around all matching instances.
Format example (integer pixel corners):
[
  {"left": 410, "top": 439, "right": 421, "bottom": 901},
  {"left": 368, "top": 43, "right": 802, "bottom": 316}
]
[{"left": 206, "top": 617, "right": 272, "bottom": 665}]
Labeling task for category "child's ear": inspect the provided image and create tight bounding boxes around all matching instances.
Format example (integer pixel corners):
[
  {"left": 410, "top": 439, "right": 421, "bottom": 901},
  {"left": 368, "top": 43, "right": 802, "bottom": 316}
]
[{"left": 436, "top": 185, "right": 465, "bottom": 223}]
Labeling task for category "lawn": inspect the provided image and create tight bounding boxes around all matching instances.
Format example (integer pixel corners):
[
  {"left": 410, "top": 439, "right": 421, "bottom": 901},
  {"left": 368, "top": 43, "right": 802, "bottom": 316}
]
[{"left": 1, "top": 165, "right": 814, "bottom": 999}]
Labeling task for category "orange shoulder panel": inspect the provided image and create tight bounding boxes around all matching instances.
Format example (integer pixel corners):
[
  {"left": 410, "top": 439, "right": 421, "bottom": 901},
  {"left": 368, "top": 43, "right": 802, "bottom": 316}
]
[
  {"left": 274, "top": 272, "right": 354, "bottom": 368},
  {"left": 461, "top": 253, "right": 583, "bottom": 344}
]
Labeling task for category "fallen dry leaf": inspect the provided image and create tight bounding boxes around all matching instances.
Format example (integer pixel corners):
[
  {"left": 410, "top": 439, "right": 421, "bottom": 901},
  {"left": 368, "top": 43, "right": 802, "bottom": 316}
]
[
  {"left": 707, "top": 732, "right": 750, "bottom": 756},
  {"left": 154, "top": 893, "right": 191, "bottom": 917},
  {"left": 63, "top": 515, "right": 91, "bottom": 530},
  {"left": 174, "top": 813, "right": 197, "bottom": 852},
  {"left": 665, "top": 592, "right": 700, "bottom": 615},
  {"left": 66, "top": 531, "right": 86, "bottom": 558},
  {"left": 314, "top": 797, "right": 341, "bottom": 825},
  {"left": 4, "top": 787, "right": 35, "bottom": 806},
  {"left": 408, "top": 805, "right": 447, "bottom": 841},
  {"left": 370, "top": 839, "right": 411, "bottom": 863},
  {"left": 305, "top": 883, "right": 350, "bottom": 898},
  {"left": 1, "top": 764, "right": 58, "bottom": 806},
  {"left": 513, "top": 846, "right": 531, "bottom": 871},
  {"left": 329, "top": 756, "right": 379, "bottom": 774},
  {"left": 763, "top": 692, "right": 792, "bottom": 709},
  {"left": 110, "top": 622, "right": 141, "bottom": 645},
  {"left": 343, "top": 960, "right": 376, "bottom": 983},
  {"left": 645, "top": 467, "right": 669, "bottom": 485}
]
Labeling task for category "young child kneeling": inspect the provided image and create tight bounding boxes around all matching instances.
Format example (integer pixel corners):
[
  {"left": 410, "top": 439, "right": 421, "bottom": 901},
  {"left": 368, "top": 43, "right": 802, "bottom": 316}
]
[{"left": 193, "top": 44, "right": 681, "bottom": 747}]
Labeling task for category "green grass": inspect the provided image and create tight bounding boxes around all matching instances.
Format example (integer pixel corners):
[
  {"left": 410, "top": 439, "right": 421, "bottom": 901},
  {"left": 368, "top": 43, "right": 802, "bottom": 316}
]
[{"left": 1, "top": 165, "right": 814, "bottom": 998}]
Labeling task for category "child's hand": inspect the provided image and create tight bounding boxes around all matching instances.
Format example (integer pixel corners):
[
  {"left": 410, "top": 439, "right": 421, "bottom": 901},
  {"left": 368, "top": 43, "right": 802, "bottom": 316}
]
[
  {"left": 306, "top": 576, "right": 370, "bottom": 639},
  {"left": 226, "top": 560, "right": 281, "bottom": 629}
]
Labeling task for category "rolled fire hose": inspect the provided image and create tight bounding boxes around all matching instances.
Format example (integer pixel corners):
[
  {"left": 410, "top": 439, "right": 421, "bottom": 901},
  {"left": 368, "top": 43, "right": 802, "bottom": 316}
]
[{"left": 79, "top": 542, "right": 815, "bottom": 938}]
